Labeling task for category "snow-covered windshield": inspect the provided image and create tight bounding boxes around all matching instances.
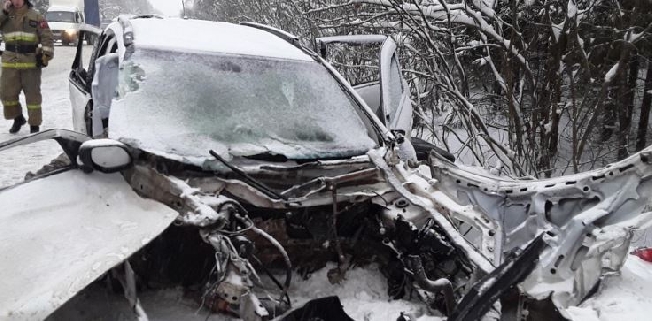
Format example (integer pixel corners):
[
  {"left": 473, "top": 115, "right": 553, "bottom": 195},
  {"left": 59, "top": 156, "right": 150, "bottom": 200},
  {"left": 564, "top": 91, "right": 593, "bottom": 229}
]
[
  {"left": 46, "top": 11, "right": 75, "bottom": 23},
  {"left": 109, "top": 49, "right": 378, "bottom": 162}
]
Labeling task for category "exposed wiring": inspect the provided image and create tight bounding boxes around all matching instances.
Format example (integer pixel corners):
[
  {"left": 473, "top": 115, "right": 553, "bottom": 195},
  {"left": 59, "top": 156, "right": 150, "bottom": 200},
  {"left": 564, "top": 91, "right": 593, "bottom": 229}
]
[
  {"left": 371, "top": 190, "right": 390, "bottom": 206},
  {"left": 199, "top": 196, "right": 293, "bottom": 312},
  {"left": 249, "top": 225, "right": 293, "bottom": 305},
  {"left": 251, "top": 254, "right": 292, "bottom": 307}
]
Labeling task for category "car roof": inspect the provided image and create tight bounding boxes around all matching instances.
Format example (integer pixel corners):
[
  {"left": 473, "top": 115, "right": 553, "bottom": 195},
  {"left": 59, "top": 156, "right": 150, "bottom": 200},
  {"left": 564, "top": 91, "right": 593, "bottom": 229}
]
[
  {"left": 47, "top": 6, "right": 80, "bottom": 12},
  {"left": 123, "top": 17, "right": 313, "bottom": 62}
]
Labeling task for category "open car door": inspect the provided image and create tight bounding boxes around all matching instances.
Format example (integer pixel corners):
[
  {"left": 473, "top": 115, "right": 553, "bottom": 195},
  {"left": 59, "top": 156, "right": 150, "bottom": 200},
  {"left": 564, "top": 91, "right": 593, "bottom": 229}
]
[
  {"left": 378, "top": 38, "right": 413, "bottom": 137},
  {"left": 316, "top": 36, "right": 418, "bottom": 160},
  {"left": 69, "top": 25, "right": 102, "bottom": 135},
  {"left": 316, "top": 36, "right": 413, "bottom": 135}
]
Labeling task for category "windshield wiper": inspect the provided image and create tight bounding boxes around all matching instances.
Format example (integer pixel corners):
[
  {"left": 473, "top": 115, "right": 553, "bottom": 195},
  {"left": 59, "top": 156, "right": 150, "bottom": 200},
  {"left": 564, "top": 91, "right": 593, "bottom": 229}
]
[
  {"left": 243, "top": 151, "right": 365, "bottom": 164},
  {"left": 209, "top": 150, "right": 287, "bottom": 200}
]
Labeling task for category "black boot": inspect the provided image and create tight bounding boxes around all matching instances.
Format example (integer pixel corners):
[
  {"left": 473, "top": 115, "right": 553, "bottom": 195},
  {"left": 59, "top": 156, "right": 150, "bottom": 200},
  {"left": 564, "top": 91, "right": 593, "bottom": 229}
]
[
  {"left": 9, "top": 115, "right": 26, "bottom": 134},
  {"left": 30, "top": 126, "right": 39, "bottom": 133}
]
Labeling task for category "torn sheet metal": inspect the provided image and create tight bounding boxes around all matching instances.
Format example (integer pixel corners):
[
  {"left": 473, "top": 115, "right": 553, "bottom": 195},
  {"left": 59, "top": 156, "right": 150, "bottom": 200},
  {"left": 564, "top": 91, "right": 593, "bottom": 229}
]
[
  {"left": 428, "top": 147, "right": 652, "bottom": 311},
  {"left": 0, "top": 171, "right": 177, "bottom": 320}
]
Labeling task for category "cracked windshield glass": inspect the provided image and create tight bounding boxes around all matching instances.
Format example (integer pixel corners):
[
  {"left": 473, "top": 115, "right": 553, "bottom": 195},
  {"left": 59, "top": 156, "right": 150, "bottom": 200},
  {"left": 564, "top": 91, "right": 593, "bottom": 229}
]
[{"left": 110, "top": 49, "right": 378, "bottom": 161}]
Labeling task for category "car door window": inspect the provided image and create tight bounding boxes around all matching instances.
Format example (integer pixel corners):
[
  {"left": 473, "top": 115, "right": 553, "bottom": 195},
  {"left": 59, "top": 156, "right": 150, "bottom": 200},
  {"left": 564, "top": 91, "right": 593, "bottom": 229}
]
[
  {"left": 70, "top": 29, "right": 101, "bottom": 133},
  {"left": 313, "top": 35, "right": 410, "bottom": 132},
  {"left": 87, "top": 33, "right": 115, "bottom": 82},
  {"left": 72, "top": 31, "right": 99, "bottom": 91},
  {"left": 84, "top": 37, "right": 102, "bottom": 84}
]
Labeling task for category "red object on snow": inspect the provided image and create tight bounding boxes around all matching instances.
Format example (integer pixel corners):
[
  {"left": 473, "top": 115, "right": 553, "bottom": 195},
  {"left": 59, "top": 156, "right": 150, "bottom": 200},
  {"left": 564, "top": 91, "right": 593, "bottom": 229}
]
[{"left": 632, "top": 248, "right": 652, "bottom": 263}]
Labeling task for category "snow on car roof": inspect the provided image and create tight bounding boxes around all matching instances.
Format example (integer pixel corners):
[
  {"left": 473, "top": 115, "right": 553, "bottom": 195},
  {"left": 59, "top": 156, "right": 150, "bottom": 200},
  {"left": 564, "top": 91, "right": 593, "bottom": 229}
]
[
  {"left": 46, "top": 6, "right": 79, "bottom": 12},
  {"left": 128, "top": 18, "right": 313, "bottom": 61}
]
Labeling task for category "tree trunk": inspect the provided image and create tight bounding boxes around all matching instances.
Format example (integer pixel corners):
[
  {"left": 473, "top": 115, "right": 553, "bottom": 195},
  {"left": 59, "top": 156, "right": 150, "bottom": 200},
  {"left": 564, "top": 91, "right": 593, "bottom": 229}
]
[
  {"left": 636, "top": 64, "right": 652, "bottom": 151},
  {"left": 603, "top": 94, "right": 616, "bottom": 141},
  {"left": 618, "top": 56, "right": 638, "bottom": 159},
  {"left": 538, "top": 11, "right": 565, "bottom": 177}
]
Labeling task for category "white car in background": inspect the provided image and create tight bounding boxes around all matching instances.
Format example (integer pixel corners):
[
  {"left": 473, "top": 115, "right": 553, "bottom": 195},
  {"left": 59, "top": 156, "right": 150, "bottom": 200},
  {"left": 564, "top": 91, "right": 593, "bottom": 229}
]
[{"left": 46, "top": 5, "right": 84, "bottom": 45}]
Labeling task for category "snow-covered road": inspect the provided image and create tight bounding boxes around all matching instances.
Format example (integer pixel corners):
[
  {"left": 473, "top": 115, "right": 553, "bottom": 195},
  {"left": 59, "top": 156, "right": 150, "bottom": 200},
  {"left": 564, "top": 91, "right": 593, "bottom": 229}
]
[{"left": 0, "top": 45, "right": 89, "bottom": 187}]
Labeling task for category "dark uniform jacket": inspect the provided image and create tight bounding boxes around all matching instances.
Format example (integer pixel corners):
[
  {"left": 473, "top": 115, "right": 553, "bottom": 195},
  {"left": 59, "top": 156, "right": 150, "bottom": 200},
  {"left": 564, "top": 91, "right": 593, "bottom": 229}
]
[{"left": 0, "top": 5, "right": 54, "bottom": 69}]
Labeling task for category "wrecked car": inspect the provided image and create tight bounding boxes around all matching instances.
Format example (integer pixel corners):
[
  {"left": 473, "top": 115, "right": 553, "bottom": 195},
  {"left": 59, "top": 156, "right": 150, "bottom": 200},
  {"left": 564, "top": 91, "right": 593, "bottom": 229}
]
[{"left": 0, "top": 15, "right": 651, "bottom": 321}]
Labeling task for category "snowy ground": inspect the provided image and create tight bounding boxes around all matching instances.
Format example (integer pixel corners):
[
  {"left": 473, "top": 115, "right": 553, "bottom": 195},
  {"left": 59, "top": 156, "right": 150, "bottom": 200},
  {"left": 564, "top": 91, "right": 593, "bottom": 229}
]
[
  {"left": 0, "top": 45, "right": 650, "bottom": 321},
  {"left": 568, "top": 256, "right": 652, "bottom": 321},
  {"left": 48, "top": 264, "right": 441, "bottom": 321},
  {"left": 0, "top": 45, "right": 90, "bottom": 187}
]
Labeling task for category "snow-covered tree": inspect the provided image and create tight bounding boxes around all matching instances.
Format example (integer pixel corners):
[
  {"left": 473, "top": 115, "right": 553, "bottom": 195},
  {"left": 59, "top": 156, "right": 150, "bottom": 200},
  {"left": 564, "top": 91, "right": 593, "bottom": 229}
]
[
  {"left": 99, "top": 0, "right": 158, "bottom": 20},
  {"left": 31, "top": 0, "right": 48, "bottom": 13}
]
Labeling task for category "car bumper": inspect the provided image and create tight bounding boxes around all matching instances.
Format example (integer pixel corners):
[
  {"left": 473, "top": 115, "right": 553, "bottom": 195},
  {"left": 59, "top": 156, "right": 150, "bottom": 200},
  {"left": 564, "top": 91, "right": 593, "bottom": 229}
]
[{"left": 51, "top": 30, "right": 78, "bottom": 42}]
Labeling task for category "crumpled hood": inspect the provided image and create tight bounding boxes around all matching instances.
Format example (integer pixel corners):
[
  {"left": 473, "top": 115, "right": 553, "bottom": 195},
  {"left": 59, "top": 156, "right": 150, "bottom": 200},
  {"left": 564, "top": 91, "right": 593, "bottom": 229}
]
[{"left": 0, "top": 171, "right": 177, "bottom": 320}]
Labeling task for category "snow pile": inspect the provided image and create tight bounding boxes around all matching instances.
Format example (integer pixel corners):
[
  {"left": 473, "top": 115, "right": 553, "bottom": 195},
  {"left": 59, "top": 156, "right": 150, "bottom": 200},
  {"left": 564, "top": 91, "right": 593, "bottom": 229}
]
[
  {"left": 288, "top": 264, "right": 443, "bottom": 321},
  {"left": 49, "top": 263, "right": 444, "bottom": 320},
  {"left": 566, "top": 255, "right": 652, "bottom": 321}
]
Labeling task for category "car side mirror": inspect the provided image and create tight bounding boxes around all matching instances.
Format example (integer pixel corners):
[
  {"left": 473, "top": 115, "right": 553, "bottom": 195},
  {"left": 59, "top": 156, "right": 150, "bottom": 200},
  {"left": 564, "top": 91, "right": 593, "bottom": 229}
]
[{"left": 78, "top": 139, "right": 133, "bottom": 173}]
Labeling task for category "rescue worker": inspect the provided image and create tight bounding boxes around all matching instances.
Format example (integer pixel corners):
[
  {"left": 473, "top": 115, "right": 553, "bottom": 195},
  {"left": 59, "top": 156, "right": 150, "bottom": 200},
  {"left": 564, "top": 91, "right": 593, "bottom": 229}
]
[{"left": 0, "top": 0, "right": 53, "bottom": 134}]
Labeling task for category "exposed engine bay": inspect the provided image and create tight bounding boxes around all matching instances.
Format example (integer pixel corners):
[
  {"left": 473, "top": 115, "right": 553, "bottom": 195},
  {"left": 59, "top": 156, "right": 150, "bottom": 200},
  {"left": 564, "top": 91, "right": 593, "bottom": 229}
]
[
  {"left": 2, "top": 130, "right": 652, "bottom": 321},
  {"left": 118, "top": 148, "right": 478, "bottom": 320},
  {"left": 78, "top": 144, "right": 652, "bottom": 320}
]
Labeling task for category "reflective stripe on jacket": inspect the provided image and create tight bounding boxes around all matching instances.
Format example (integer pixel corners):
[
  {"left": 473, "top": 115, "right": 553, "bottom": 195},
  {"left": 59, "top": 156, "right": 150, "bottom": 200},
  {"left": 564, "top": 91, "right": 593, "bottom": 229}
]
[{"left": 0, "top": 6, "right": 54, "bottom": 68}]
